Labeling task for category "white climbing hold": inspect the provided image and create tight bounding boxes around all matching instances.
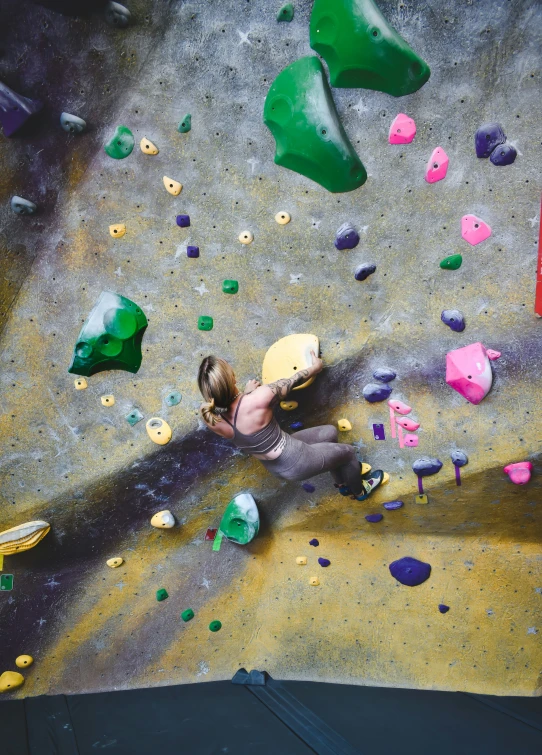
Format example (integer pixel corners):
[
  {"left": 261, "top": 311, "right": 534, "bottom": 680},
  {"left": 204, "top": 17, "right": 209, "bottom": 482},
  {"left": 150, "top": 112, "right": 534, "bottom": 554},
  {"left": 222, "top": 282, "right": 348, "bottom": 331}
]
[{"left": 151, "top": 510, "right": 175, "bottom": 528}]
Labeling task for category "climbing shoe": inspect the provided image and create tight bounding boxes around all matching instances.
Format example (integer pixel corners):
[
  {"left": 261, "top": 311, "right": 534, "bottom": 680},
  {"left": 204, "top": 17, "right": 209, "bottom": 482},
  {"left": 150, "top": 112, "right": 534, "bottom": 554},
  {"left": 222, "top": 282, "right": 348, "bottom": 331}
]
[{"left": 354, "top": 470, "right": 384, "bottom": 501}]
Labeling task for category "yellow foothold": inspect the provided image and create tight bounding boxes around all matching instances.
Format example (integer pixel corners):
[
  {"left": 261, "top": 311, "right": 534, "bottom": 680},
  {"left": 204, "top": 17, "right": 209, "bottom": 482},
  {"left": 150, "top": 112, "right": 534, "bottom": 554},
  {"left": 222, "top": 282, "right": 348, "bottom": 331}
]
[
  {"left": 361, "top": 463, "right": 372, "bottom": 476},
  {"left": 150, "top": 510, "right": 175, "bottom": 528},
  {"left": 74, "top": 377, "right": 88, "bottom": 390},
  {"left": 163, "top": 176, "right": 183, "bottom": 196},
  {"left": 309, "top": 576, "right": 320, "bottom": 586},
  {"left": 382, "top": 472, "right": 390, "bottom": 486},
  {"left": 296, "top": 556, "right": 307, "bottom": 565},
  {"left": 275, "top": 211, "right": 291, "bottom": 225},
  {"left": 146, "top": 417, "right": 172, "bottom": 445},
  {"left": 239, "top": 231, "right": 253, "bottom": 245},
  {"left": 415, "top": 494, "right": 429, "bottom": 504},
  {"left": 140, "top": 137, "right": 159, "bottom": 155},
  {"left": 0, "top": 671, "right": 24, "bottom": 693},
  {"left": 106, "top": 557, "right": 124, "bottom": 568},
  {"left": 101, "top": 395, "right": 115, "bottom": 407},
  {"left": 280, "top": 401, "right": 298, "bottom": 411},
  {"left": 15, "top": 655, "right": 33, "bottom": 669},
  {"left": 109, "top": 224, "right": 126, "bottom": 238},
  {"left": 338, "top": 419, "right": 352, "bottom": 431}
]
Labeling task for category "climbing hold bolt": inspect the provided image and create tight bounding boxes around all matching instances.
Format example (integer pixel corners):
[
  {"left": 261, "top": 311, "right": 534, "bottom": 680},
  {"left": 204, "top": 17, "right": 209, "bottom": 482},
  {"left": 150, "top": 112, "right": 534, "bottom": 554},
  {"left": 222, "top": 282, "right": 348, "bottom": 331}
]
[
  {"left": 383, "top": 500, "right": 404, "bottom": 510},
  {"left": 209, "top": 620, "right": 222, "bottom": 632},
  {"left": 318, "top": 557, "right": 330, "bottom": 567},
  {"left": 146, "top": 418, "right": 172, "bottom": 445},
  {"left": 504, "top": 461, "right": 533, "bottom": 485},
  {"left": 334, "top": 223, "right": 360, "bottom": 250},
  {"left": 296, "top": 556, "right": 307, "bottom": 565},
  {"left": 275, "top": 211, "right": 291, "bottom": 225},
  {"left": 181, "top": 609, "right": 194, "bottom": 622},
  {"left": 338, "top": 419, "right": 352, "bottom": 431},
  {"left": 461, "top": 214, "right": 491, "bottom": 246},
  {"left": 140, "top": 137, "right": 159, "bottom": 155},
  {"left": 277, "top": 3, "right": 294, "bottom": 21},
  {"left": 0, "top": 671, "right": 24, "bottom": 693},
  {"left": 373, "top": 368, "right": 396, "bottom": 383},
  {"left": 165, "top": 391, "right": 182, "bottom": 406},
  {"left": 198, "top": 315, "right": 213, "bottom": 331},
  {"left": 389, "top": 556, "right": 431, "bottom": 587},
  {"left": 60, "top": 112, "right": 86, "bottom": 134},
  {"left": 104, "top": 125, "right": 134, "bottom": 159},
  {"left": 425, "top": 147, "right": 449, "bottom": 183},
  {"left": 176, "top": 214, "right": 190, "bottom": 228},
  {"left": 105, "top": 1, "right": 131, "bottom": 28},
  {"left": 163, "top": 176, "right": 183, "bottom": 196},
  {"left": 15, "top": 656, "right": 33, "bottom": 669},
  {"left": 438, "top": 604, "right": 450, "bottom": 614},
  {"left": 126, "top": 409, "right": 144, "bottom": 426},
  {"left": 178, "top": 114, "right": 191, "bottom": 133},
  {"left": 309, "top": 538, "right": 319, "bottom": 547},
  {"left": 222, "top": 280, "right": 239, "bottom": 295},
  {"left": 239, "top": 231, "right": 253, "bottom": 244},
  {"left": 156, "top": 588, "right": 169, "bottom": 602},
  {"left": 388, "top": 113, "right": 416, "bottom": 144},
  {"left": 441, "top": 309, "right": 465, "bottom": 332},
  {"left": 354, "top": 263, "right": 376, "bottom": 281},
  {"left": 490, "top": 143, "right": 517, "bottom": 166},
  {"left": 365, "top": 514, "right": 383, "bottom": 523},
  {"left": 475, "top": 123, "right": 506, "bottom": 158},
  {"left": 280, "top": 401, "right": 298, "bottom": 411},
  {"left": 363, "top": 383, "right": 392, "bottom": 403},
  {"left": 0, "top": 81, "right": 42, "bottom": 137},
  {"left": 151, "top": 510, "right": 175, "bottom": 528},
  {"left": 187, "top": 246, "right": 199, "bottom": 258},
  {"left": 101, "top": 394, "right": 115, "bottom": 407},
  {"left": 440, "top": 254, "right": 463, "bottom": 271},
  {"left": 109, "top": 224, "right": 126, "bottom": 238},
  {"left": 309, "top": 577, "right": 320, "bottom": 586},
  {"left": 11, "top": 196, "right": 37, "bottom": 215},
  {"left": 106, "top": 557, "right": 123, "bottom": 568},
  {"left": 412, "top": 458, "right": 442, "bottom": 477},
  {"left": 74, "top": 378, "right": 88, "bottom": 390}
]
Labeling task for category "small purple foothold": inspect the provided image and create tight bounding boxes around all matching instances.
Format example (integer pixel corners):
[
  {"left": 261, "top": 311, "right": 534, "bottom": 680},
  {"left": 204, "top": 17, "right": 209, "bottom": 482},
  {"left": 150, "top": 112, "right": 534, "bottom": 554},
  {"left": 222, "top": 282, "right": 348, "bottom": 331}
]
[
  {"left": 309, "top": 538, "right": 319, "bottom": 547},
  {"left": 334, "top": 223, "right": 359, "bottom": 250},
  {"left": 291, "top": 421, "right": 303, "bottom": 430},
  {"left": 451, "top": 450, "right": 468, "bottom": 468},
  {"left": 302, "top": 482, "right": 315, "bottom": 493},
  {"left": 373, "top": 368, "right": 396, "bottom": 383},
  {"left": 354, "top": 263, "right": 376, "bottom": 282},
  {"left": 187, "top": 245, "right": 199, "bottom": 258},
  {"left": 363, "top": 383, "right": 392, "bottom": 403},
  {"left": 438, "top": 604, "right": 450, "bottom": 614},
  {"left": 441, "top": 309, "right": 465, "bottom": 332},
  {"left": 490, "top": 142, "right": 517, "bottom": 166},
  {"left": 373, "top": 423, "right": 386, "bottom": 441},
  {"left": 389, "top": 556, "right": 431, "bottom": 586},
  {"left": 383, "top": 500, "right": 404, "bottom": 510},
  {"left": 412, "top": 457, "right": 443, "bottom": 477},
  {"left": 318, "top": 557, "right": 330, "bottom": 567},
  {"left": 176, "top": 214, "right": 190, "bottom": 228},
  {"left": 475, "top": 122, "right": 506, "bottom": 158},
  {"left": 365, "top": 514, "right": 383, "bottom": 523}
]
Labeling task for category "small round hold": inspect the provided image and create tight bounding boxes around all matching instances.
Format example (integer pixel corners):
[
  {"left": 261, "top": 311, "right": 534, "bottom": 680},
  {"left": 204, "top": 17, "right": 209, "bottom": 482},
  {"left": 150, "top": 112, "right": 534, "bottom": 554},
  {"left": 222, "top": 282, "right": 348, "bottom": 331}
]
[
  {"left": 354, "top": 263, "right": 376, "bottom": 282},
  {"left": 280, "top": 401, "right": 298, "bottom": 411},
  {"left": 309, "top": 576, "right": 320, "bottom": 586},
  {"left": 309, "top": 538, "right": 319, "bottom": 547},
  {"left": 209, "top": 620, "right": 222, "bottom": 632},
  {"left": 239, "top": 231, "right": 253, "bottom": 244},
  {"left": 296, "top": 556, "right": 307, "bottom": 565},
  {"left": 451, "top": 450, "right": 468, "bottom": 468},
  {"left": 275, "top": 211, "right": 291, "bottom": 225},
  {"left": 365, "top": 514, "right": 383, "bottom": 523},
  {"left": 337, "top": 418, "right": 352, "bottom": 432},
  {"left": 490, "top": 142, "right": 517, "bottom": 166},
  {"left": 146, "top": 417, "right": 172, "bottom": 445},
  {"left": 150, "top": 510, "right": 175, "bottom": 528},
  {"left": 181, "top": 608, "right": 194, "bottom": 622},
  {"left": 363, "top": 383, "right": 392, "bottom": 403},
  {"left": 0, "top": 671, "right": 24, "bottom": 693},
  {"left": 105, "top": 1, "right": 131, "bottom": 28},
  {"left": 438, "top": 604, "right": 450, "bottom": 614},
  {"left": 74, "top": 377, "right": 88, "bottom": 390},
  {"left": 441, "top": 309, "right": 465, "bottom": 332},
  {"left": 140, "top": 137, "right": 159, "bottom": 155},
  {"left": 318, "top": 557, "right": 330, "bottom": 567},
  {"left": 11, "top": 196, "right": 37, "bottom": 215},
  {"left": 163, "top": 176, "right": 183, "bottom": 196},
  {"left": 15, "top": 655, "right": 33, "bottom": 669},
  {"left": 60, "top": 112, "right": 86, "bottom": 134},
  {"left": 101, "top": 394, "right": 115, "bottom": 407},
  {"left": 109, "top": 224, "right": 126, "bottom": 238},
  {"left": 106, "top": 557, "right": 124, "bottom": 568}
]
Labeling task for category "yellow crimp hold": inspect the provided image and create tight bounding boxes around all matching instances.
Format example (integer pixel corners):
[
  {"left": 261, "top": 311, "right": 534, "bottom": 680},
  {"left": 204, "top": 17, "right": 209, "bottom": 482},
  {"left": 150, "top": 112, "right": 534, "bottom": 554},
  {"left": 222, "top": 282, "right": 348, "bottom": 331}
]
[
  {"left": 361, "top": 463, "right": 371, "bottom": 476},
  {"left": 74, "top": 377, "right": 88, "bottom": 390},
  {"left": 338, "top": 419, "right": 352, "bottom": 431},
  {"left": 309, "top": 576, "right": 320, "bottom": 586},
  {"left": 280, "top": 401, "right": 298, "bottom": 411},
  {"left": 275, "top": 211, "right": 291, "bottom": 225},
  {"left": 15, "top": 655, "right": 33, "bottom": 669},
  {"left": 382, "top": 472, "right": 390, "bottom": 485},
  {"left": 415, "top": 494, "right": 428, "bottom": 504},
  {"left": 0, "top": 671, "right": 24, "bottom": 693},
  {"left": 296, "top": 556, "right": 307, "bottom": 565},
  {"left": 109, "top": 224, "right": 126, "bottom": 238},
  {"left": 163, "top": 176, "right": 182, "bottom": 196},
  {"left": 239, "top": 231, "right": 253, "bottom": 244},
  {"left": 146, "top": 418, "right": 172, "bottom": 445},
  {"left": 101, "top": 395, "right": 115, "bottom": 407},
  {"left": 106, "top": 557, "right": 124, "bottom": 568},
  {"left": 140, "top": 137, "right": 159, "bottom": 155}
]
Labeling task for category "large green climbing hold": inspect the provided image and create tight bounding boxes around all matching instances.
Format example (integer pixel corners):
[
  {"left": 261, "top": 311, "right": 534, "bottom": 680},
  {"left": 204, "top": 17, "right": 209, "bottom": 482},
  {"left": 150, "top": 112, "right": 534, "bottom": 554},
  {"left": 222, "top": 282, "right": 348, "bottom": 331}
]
[
  {"left": 440, "top": 254, "right": 463, "bottom": 271},
  {"left": 104, "top": 125, "right": 134, "bottom": 159},
  {"left": 277, "top": 3, "right": 294, "bottom": 22},
  {"left": 309, "top": 0, "right": 430, "bottom": 96},
  {"left": 263, "top": 56, "right": 367, "bottom": 193},
  {"left": 219, "top": 492, "right": 259, "bottom": 545},
  {"left": 68, "top": 291, "right": 148, "bottom": 377}
]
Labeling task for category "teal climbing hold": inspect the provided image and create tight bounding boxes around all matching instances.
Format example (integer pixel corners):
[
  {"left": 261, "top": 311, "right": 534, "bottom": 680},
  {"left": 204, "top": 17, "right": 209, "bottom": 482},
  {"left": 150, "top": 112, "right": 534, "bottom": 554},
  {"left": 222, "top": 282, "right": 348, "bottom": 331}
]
[
  {"left": 156, "top": 588, "right": 168, "bottom": 602},
  {"left": 198, "top": 316, "right": 213, "bottom": 331},
  {"left": 60, "top": 112, "right": 86, "bottom": 134},
  {"left": 181, "top": 608, "right": 195, "bottom": 622},
  {"left": 310, "top": 0, "right": 430, "bottom": 96},
  {"left": 222, "top": 280, "right": 239, "bottom": 295},
  {"left": 219, "top": 492, "right": 259, "bottom": 545},
  {"left": 263, "top": 56, "right": 367, "bottom": 193},
  {"left": 68, "top": 291, "right": 148, "bottom": 377},
  {"left": 104, "top": 125, "right": 134, "bottom": 159},
  {"left": 178, "top": 114, "right": 191, "bottom": 133},
  {"left": 440, "top": 254, "right": 463, "bottom": 271},
  {"left": 125, "top": 408, "right": 144, "bottom": 426},
  {"left": 277, "top": 3, "right": 294, "bottom": 22},
  {"left": 209, "top": 620, "right": 222, "bottom": 632},
  {"left": 165, "top": 391, "right": 182, "bottom": 407}
]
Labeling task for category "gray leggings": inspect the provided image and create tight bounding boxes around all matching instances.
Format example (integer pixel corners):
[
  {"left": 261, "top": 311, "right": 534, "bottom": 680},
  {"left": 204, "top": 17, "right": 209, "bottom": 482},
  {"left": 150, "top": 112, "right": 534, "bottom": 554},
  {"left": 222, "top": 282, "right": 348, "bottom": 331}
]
[{"left": 261, "top": 425, "right": 362, "bottom": 496}]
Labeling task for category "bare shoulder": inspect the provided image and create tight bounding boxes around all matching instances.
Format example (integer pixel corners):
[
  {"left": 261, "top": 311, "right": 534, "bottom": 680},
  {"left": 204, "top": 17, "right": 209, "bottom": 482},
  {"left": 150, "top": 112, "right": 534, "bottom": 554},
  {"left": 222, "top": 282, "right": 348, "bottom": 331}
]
[{"left": 243, "top": 385, "right": 274, "bottom": 408}]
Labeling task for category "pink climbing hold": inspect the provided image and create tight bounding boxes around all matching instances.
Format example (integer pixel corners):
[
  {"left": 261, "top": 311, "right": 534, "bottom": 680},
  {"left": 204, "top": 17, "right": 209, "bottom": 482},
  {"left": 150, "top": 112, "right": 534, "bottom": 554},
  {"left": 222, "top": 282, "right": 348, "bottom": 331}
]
[
  {"left": 425, "top": 147, "right": 449, "bottom": 183},
  {"left": 486, "top": 349, "right": 501, "bottom": 361},
  {"left": 396, "top": 417, "right": 420, "bottom": 432},
  {"left": 404, "top": 433, "right": 419, "bottom": 447},
  {"left": 388, "top": 113, "right": 416, "bottom": 145},
  {"left": 446, "top": 342, "right": 497, "bottom": 405},
  {"left": 503, "top": 461, "right": 533, "bottom": 485},
  {"left": 461, "top": 214, "right": 492, "bottom": 246},
  {"left": 387, "top": 399, "right": 412, "bottom": 415}
]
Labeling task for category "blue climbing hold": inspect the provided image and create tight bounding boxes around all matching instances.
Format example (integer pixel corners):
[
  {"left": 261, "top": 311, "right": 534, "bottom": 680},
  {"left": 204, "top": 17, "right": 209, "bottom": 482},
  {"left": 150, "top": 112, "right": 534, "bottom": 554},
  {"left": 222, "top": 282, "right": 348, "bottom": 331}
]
[
  {"left": 373, "top": 368, "right": 396, "bottom": 383},
  {"left": 451, "top": 450, "right": 468, "bottom": 467},
  {"left": 412, "top": 458, "right": 443, "bottom": 477},
  {"left": 309, "top": 538, "right": 319, "bottom": 547},
  {"left": 438, "top": 604, "right": 450, "bottom": 614},
  {"left": 187, "top": 245, "right": 199, "bottom": 258},
  {"left": 318, "top": 557, "right": 330, "bottom": 567},
  {"left": 389, "top": 556, "right": 431, "bottom": 587},
  {"left": 334, "top": 223, "right": 360, "bottom": 250},
  {"left": 441, "top": 309, "right": 465, "bottom": 332},
  {"left": 365, "top": 514, "right": 383, "bottom": 523},
  {"left": 363, "top": 383, "right": 392, "bottom": 403},
  {"left": 475, "top": 123, "right": 506, "bottom": 158},
  {"left": 291, "top": 421, "right": 303, "bottom": 430},
  {"left": 176, "top": 214, "right": 190, "bottom": 228},
  {"left": 490, "top": 143, "right": 517, "bottom": 166},
  {"left": 383, "top": 500, "right": 404, "bottom": 510},
  {"left": 302, "top": 482, "right": 315, "bottom": 493},
  {"left": 354, "top": 263, "right": 376, "bottom": 282}
]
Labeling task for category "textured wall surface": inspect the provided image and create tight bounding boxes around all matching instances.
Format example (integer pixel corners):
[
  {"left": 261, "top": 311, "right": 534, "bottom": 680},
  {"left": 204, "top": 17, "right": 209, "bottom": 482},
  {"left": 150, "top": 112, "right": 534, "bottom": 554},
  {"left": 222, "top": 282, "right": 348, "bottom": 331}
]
[{"left": 0, "top": 0, "right": 541, "bottom": 698}]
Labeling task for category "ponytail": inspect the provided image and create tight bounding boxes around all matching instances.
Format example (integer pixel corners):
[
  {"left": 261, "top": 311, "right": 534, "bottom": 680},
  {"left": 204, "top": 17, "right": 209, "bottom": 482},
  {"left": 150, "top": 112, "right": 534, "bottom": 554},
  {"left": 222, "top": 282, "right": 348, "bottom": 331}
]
[{"left": 198, "top": 356, "right": 238, "bottom": 426}]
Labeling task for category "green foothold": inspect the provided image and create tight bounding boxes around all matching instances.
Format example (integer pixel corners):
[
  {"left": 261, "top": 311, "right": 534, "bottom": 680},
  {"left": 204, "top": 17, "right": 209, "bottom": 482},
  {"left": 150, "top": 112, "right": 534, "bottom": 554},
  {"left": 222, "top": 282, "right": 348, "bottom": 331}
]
[
  {"left": 222, "top": 280, "right": 239, "bottom": 295},
  {"left": 0, "top": 574, "right": 14, "bottom": 591},
  {"left": 219, "top": 492, "right": 259, "bottom": 545},
  {"left": 178, "top": 114, "right": 191, "bottom": 133},
  {"left": 68, "top": 291, "right": 148, "bottom": 377},
  {"left": 181, "top": 608, "right": 195, "bottom": 622},
  {"left": 156, "top": 588, "right": 169, "bottom": 602},
  {"left": 209, "top": 620, "right": 222, "bottom": 632},
  {"left": 125, "top": 408, "right": 144, "bottom": 426},
  {"left": 440, "top": 254, "right": 463, "bottom": 271},
  {"left": 104, "top": 125, "right": 134, "bottom": 159},
  {"left": 198, "top": 315, "right": 213, "bottom": 331},
  {"left": 263, "top": 56, "right": 367, "bottom": 193},
  {"left": 310, "top": 0, "right": 430, "bottom": 96},
  {"left": 165, "top": 391, "right": 182, "bottom": 407},
  {"left": 277, "top": 3, "right": 294, "bottom": 22}
]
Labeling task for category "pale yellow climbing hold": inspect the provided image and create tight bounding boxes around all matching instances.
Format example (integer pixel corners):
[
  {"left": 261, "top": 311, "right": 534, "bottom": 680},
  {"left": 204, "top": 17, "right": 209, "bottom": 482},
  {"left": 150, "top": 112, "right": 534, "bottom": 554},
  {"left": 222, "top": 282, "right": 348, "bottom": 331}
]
[
  {"left": 0, "top": 521, "right": 50, "bottom": 556},
  {"left": 239, "top": 231, "right": 253, "bottom": 244},
  {"left": 262, "top": 334, "right": 319, "bottom": 391},
  {"left": 338, "top": 419, "right": 352, "bottom": 432},
  {"left": 150, "top": 510, "right": 175, "bottom": 528},
  {"left": 109, "top": 224, "right": 126, "bottom": 238},
  {"left": 280, "top": 401, "right": 298, "bottom": 411},
  {"left": 163, "top": 176, "right": 182, "bottom": 196},
  {"left": 382, "top": 472, "right": 390, "bottom": 486},
  {"left": 309, "top": 576, "right": 320, "bottom": 586},
  {"left": 0, "top": 671, "right": 24, "bottom": 693},
  {"left": 275, "top": 211, "right": 291, "bottom": 225},
  {"left": 74, "top": 377, "right": 88, "bottom": 390},
  {"left": 140, "top": 137, "right": 159, "bottom": 155},
  {"left": 146, "top": 417, "right": 172, "bottom": 445},
  {"left": 101, "top": 395, "right": 115, "bottom": 407},
  {"left": 106, "top": 557, "right": 124, "bottom": 568},
  {"left": 361, "top": 463, "right": 371, "bottom": 476},
  {"left": 415, "top": 494, "right": 428, "bottom": 504},
  {"left": 15, "top": 655, "right": 33, "bottom": 669},
  {"left": 296, "top": 556, "right": 307, "bottom": 565}
]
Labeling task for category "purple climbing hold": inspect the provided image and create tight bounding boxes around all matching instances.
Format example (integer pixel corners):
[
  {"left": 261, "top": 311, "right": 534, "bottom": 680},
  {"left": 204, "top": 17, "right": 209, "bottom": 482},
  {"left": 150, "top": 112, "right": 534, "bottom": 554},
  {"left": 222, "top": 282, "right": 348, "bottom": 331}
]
[
  {"left": 187, "top": 245, "right": 199, "bottom": 258},
  {"left": 334, "top": 223, "right": 360, "bottom": 250},
  {"left": 318, "top": 557, "right": 330, "bottom": 567},
  {"left": 176, "top": 214, "right": 190, "bottom": 228},
  {"left": 451, "top": 450, "right": 468, "bottom": 467},
  {"left": 0, "top": 81, "right": 43, "bottom": 137},
  {"left": 412, "top": 457, "right": 443, "bottom": 477},
  {"left": 291, "top": 421, "right": 303, "bottom": 430},
  {"left": 354, "top": 263, "right": 376, "bottom": 282},
  {"left": 365, "top": 514, "right": 383, "bottom": 523},
  {"left": 302, "top": 482, "right": 315, "bottom": 493},
  {"left": 383, "top": 500, "right": 404, "bottom": 510},
  {"left": 441, "top": 309, "right": 466, "bottom": 332},
  {"left": 475, "top": 123, "right": 506, "bottom": 158},
  {"left": 438, "top": 604, "right": 450, "bottom": 614},
  {"left": 309, "top": 538, "right": 319, "bottom": 547},
  {"left": 490, "top": 143, "right": 517, "bottom": 166},
  {"left": 373, "top": 368, "right": 396, "bottom": 383},
  {"left": 363, "top": 383, "right": 392, "bottom": 403},
  {"left": 389, "top": 556, "right": 431, "bottom": 587}
]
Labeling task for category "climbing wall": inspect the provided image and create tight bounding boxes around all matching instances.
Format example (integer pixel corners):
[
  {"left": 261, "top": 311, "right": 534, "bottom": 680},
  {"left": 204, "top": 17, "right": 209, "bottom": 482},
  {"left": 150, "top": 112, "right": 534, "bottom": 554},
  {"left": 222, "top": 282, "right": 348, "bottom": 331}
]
[{"left": 0, "top": 0, "right": 541, "bottom": 699}]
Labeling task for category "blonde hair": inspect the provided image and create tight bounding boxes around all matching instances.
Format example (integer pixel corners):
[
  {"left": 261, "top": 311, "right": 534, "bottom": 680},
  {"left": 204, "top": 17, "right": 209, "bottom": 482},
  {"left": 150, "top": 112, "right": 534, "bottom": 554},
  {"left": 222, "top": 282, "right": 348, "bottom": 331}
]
[{"left": 198, "top": 356, "right": 238, "bottom": 426}]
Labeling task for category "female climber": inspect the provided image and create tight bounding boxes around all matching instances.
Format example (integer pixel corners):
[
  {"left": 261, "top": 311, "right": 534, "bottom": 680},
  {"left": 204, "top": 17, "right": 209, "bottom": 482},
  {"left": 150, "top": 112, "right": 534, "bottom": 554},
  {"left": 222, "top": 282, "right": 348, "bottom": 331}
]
[{"left": 197, "top": 353, "right": 384, "bottom": 500}]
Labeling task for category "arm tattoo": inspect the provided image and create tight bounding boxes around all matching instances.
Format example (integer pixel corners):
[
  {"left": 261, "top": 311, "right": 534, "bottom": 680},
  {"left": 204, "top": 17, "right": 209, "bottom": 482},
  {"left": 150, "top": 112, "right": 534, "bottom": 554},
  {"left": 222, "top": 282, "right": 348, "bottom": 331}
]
[{"left": 268, "top": 369, "right": 311, "bottom": 405}]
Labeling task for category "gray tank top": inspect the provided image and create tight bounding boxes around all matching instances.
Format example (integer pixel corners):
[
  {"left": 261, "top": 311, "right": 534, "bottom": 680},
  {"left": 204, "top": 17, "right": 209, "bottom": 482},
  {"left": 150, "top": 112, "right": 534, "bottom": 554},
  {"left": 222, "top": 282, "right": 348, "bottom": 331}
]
[{"left": 223, "top": 395, "right": 284, "bottom": 455}]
